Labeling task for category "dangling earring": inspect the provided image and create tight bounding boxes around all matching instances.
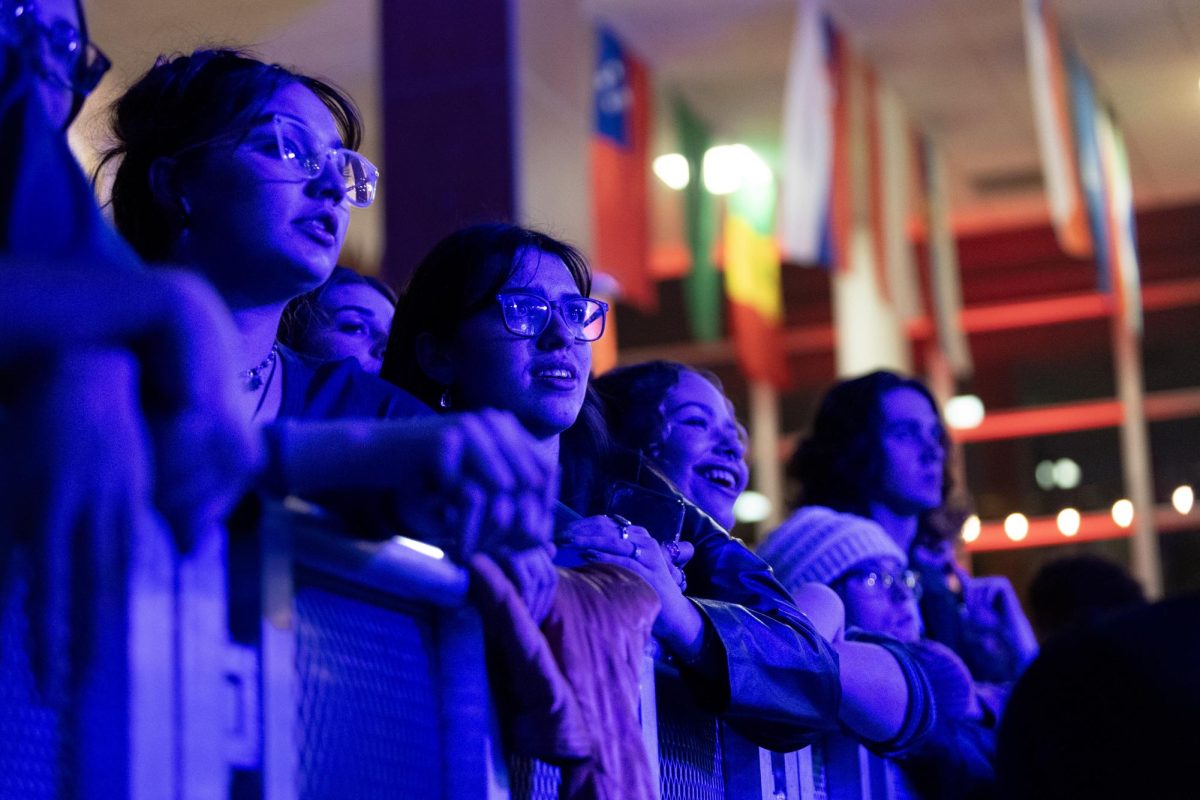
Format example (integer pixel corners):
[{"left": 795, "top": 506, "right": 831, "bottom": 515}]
[
  {"left": 439, "top": 386, "right": 452, "bottom": 409},
  {"left": 178, "top": 196, "right": 193, "bottom": 229}
]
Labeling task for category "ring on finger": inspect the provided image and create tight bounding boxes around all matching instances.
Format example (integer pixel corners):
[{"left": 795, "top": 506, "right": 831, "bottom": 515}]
[
  {"left": 631, "top": 543, "right": 642, "bottom": 560},
  {"left": 664, "top": 540, "right": 681, "bottom": 562},
  {"left": 610, "top": 513, "right": 633, "bottom": 540}
]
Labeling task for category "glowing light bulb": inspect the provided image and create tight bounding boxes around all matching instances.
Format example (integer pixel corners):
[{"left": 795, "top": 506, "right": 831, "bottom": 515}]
[
  {"left": 653, "top": 153, "right": 690, "bottom": 190},
  {"left": 733, "top": 490, "right": 772, "bottom": 524},
  {"left": 1111, "top": 499, "right": 1134, "bottom": 528},
  {"left": 1172, "top": 485, "right": 1194, "bottom": 515},
  {"left": 961, "top": 514, "right": 981, "bottom": 543},
  {"left": 1004, "top": 513, "right": 1029, "bottom": 542},
  {"left": 945, "top": 395, "right": 985, "bottom": 430},
  {"left": 1035, "top": 460, "right": 1056, "bottom": 491},
  {"left": 1056, "top": 508, "right": 1081, "bottom": 537},
  {"left": 1053, "top": 458, "right": 1082, "bottom": 490},
  {"left": 703, "top": 145, "right": 746, "bottom": 195}
]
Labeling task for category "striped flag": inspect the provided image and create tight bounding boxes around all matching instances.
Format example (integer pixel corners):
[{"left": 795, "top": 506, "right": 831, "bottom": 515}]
[
  {"left": 778, "top": 0, "right": 836, "bottom": 267},
  {"left": 1022, "top": 0, "right": 1093, "bottom": 258},
  {"left": 725, "top": 178, "right": 790, "bottom": 389},
  {"left": 920, "top": 136, "right": 973, "bottom": 379},
  {"left": 590, "top": 27, "right": 654, "bottom": 310},
  {"left": 1068, "top": 51, "right": 1143, "bottom": 334}
]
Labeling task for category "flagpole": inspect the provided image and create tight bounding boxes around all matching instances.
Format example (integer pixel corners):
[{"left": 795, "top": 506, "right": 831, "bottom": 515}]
[
  {"left": 749, "top": 379, "right": 785, "bottom": 539},
  {"left": 1112, "top": 309, "right": 1162, "bottom": 598}
]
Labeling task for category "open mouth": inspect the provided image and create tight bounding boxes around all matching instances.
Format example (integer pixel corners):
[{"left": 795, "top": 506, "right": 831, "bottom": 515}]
[
  {"left": 297, "top": 212, "right": 338, "bottom": 243},
  {"left": 532, "top": 366, "right": 575, "bottom": 380},
  {"left": 698, "top": 465, "right": 741, "bottom": 492}
]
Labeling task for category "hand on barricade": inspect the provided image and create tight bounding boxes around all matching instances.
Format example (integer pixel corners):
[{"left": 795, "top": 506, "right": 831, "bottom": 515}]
[
  {"left": 558, "top": 515, "right": 703, "bottom": 654},
  {"left": 388, "top": 409, "right": 557, "bottom": 559}
]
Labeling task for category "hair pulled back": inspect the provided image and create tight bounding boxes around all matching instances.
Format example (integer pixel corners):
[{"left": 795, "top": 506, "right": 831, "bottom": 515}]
[
  {"left": 96, "top": 48, "right": 362, "bottom": 262},
  {"left": 592, "top": 360, "right": 725, "bottom": 454},
  {"left": 279, "top": 265, "right": 396, "bottom": 349},
  {"left": 381, "top": 222, "right": 592, "bottom": 409}
]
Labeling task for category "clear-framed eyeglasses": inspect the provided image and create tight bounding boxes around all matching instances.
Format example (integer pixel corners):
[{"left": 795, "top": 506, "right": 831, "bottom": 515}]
[
  {"left": 173, "top": 114, "right": 380, "bottom": 209},
  {"left": 495, "top": 291, "right": 608, "bottom": 342},
  {"left": 2, "top": 0, "right": 110, "bottom": 96},
  {"left": 273, "top": 115, "right": 378, "bottom": 208},
  {"left": 846, "top": 568, "right": 923, "bottom": 600}
]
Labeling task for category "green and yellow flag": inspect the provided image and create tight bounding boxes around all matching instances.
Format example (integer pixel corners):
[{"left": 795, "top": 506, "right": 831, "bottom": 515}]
[{"left": 724, "top": 178, "right": 790, "bottom": 389}]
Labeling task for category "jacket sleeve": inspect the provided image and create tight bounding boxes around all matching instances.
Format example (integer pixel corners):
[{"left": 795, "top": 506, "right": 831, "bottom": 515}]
[{"left": 674, "top": 501, "right": 842, "bottom": 751}]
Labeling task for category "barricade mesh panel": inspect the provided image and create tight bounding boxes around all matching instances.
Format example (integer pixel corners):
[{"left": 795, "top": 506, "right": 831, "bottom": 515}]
[
  {"left": 0, "top": 568, "right": 65, "bottom": 800},
  {"left": 295, "top": 581, "right": 442, "bottom": 800},
  {"left": 507, "top": 754, "right": 561, "bottom": 800},
  {"left": 656, "top": 677, "right": 724, "bottom": 800}
]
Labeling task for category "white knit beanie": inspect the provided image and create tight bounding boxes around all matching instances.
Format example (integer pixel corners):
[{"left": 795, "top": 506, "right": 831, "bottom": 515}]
[{"left": 758, "top": 505, "right": 907, "bottom": 591}]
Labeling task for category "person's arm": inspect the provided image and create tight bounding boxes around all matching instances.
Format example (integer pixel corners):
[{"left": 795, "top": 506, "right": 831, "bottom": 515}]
[
  {"left": 264, "top": 409, "right": 558, "bottom": 558},
  {"left": 791, "top": 583, "right": 911, "bottom": 743}
]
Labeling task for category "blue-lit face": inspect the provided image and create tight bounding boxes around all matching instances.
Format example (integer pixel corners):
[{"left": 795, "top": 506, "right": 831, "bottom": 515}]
[
  {"left": 874, "top": 387, "right": 945, "bottom": 514},
  {"left": 174, "top": 82, "right": 350, "bottom": 307},
  {"left": 444, "top": 249, "right": 591, "bottom": 439},
  {"left": 837, "top": 556, "right": 923, "bottom": 642},
  {"left": 650, "top": 371, "right": 748, "bottom": 530},
  {"left": 300, "top": 281, "right": 394, "bottom": 375}
]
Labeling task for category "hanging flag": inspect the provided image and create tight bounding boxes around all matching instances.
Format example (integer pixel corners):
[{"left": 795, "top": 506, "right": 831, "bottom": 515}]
[
  {"left": 920, "top": 136, "right": 973, "bottom": 379},
  {"left": 590, "top": 27, "right": 654, "bottom": 310},
  {"left": 778, "top": 0, "right": 836, "bottom": 267},
  {"left": 724, "top": 177, "right": 790, "bottom": 389},
  {"left": 877, "top": 82, "right": 923, "bottom": 323},
  {"left": 1022, "top": 0, "right": 1093, "bottom": 258},
  {"left": 864, "top": 67, "right": 890, "bottom": 303},
  {"left": 1069, "top": 51, "right": 1143, "bottom": 335},
  {"left": 674, "top": 97, "right": 722, "bottom": 341},
  {"left": 1095, "top": 109, "right": 1143, "bottom": 336}
]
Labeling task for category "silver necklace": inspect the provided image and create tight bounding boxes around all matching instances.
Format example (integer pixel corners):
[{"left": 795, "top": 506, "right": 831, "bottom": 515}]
[{"left": 242, "top": 344, "right": 279, "bottom": 391}]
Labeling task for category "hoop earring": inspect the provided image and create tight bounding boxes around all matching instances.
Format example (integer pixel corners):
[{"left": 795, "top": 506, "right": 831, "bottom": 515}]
[{"left": 439, "top": 387, "right": 451, "bottom": 410}]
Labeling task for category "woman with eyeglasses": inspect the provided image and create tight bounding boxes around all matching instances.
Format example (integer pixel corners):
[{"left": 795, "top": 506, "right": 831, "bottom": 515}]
[
  {"left": 96, "top": 50, "right": 556, "bottom": 554},
  {"left": 383, "top": 224, "right": 843, "bottom": 754},
  {"left": 760, "top": 371, "right": 1037, "bottom": 687},
  {"left": 761, "top": 508, "right": 998, "bottom": 799}
]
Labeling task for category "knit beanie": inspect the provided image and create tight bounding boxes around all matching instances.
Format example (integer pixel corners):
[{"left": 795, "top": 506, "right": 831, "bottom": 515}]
[{"left": 758, "top": 505, "right": 907, "bottom": 591}]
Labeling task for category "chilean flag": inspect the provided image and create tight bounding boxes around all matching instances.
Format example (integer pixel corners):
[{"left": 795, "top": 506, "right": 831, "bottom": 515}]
[{"left": 590, "top": 27, "right": 654, "bottom": 310}]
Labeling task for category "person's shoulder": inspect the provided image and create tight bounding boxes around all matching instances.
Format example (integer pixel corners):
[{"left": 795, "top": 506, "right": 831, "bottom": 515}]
[{"left": 278, "top": 346, "right": 432, "bottom": 421}]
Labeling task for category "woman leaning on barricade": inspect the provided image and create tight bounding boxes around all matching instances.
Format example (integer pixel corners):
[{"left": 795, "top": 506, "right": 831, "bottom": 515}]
[
  {"left": 381, "top": 223, "right": 842, "bottom": 766},
  {"left": 95, "top": 48, "right": 554, "bottom": 552},
  {"left": 589, "top": 361, "right": 940, "bottom": 758}
]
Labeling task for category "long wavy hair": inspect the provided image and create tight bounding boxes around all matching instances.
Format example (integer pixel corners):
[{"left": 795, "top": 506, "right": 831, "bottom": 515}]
[{"left": 787, "top": 370, "right": 966, "bottom": 549}]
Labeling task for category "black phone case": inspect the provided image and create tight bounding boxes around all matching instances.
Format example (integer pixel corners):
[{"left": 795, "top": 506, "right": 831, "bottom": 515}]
[{"left": 605, "top": 480, "right": 686, "bottom": 544}]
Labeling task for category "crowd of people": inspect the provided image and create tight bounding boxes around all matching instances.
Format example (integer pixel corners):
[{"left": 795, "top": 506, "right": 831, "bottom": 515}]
[{"left": 3, "top": 2, "right": 1195, "bottom": 798}]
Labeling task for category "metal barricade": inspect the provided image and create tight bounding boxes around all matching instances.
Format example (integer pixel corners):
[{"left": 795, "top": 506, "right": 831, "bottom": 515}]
[{"left": 1, "top": 497, "right": 827, "bottom": 800}]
